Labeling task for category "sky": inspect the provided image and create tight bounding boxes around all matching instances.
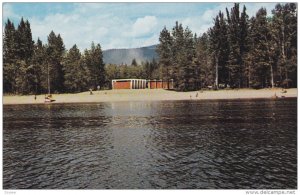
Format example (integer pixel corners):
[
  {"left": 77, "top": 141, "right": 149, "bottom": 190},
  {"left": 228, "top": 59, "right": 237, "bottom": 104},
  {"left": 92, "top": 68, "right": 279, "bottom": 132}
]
[{"left": 3, "top": 2, "right": 279, "bottom": 51}]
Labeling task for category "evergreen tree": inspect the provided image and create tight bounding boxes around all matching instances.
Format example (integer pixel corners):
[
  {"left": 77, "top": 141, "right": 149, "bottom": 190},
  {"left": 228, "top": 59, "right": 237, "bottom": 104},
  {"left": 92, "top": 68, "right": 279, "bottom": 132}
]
[
  {"left": 14, "top": 60, "right": 35, "bottom": 94},
  {"left": 105, "top": 64, "right": 120, "bottom": 88},
  {"left": 240, "top": 5, "right": 250, "bottom": 87},
  {"left": 157, "top": 26, "right": 173, "bottom": 88},
  {"left": 131, "top": 58, "right": 138, "bottom": 66},
  {"left": 32, "top": 38, "right": 47, "bottom": 94},
  {"left": 150, "top": 58, "right": 160, "bottom": 79},
  {"left": 244, "top": 17, "right": 256, "bottom": 88},
  {"left": 271, "top": 3, "right": 297, "bottom": 87},
  {"left": 46, "top": 31, "right": 65, "bottom": 93},
  {"left": 193, "top": 34, "right": 201, "bottom": 89},
  {"left": 95, "top": 43, "right": 106, "bottom": 89},
  {"left": 195, "top": 33, "right": 213, "bottom": 88},
  {"left": 3, "top": 19, "right": 17, "bottom": 93},
  {"left": 119, "top": 64, "right": 128, "bottom": 78},
  {"left": 15, "top": 18, "right": 34, "bottom": 61},
  {"left": 143, "top": 60, "right": 151, "bottom": 79},
  {"left": 181, "top": 26, "right": 196, "bottom": 90},
  {"left": 171, "top": 22, "right": 185, "bottom": 89},
  {"left": 14, "top": 18, "right": 35, "bottom": 94},
  {"left": 226, "top": 3, "right": 249, "bottom": 88},
  {"left": 248, "top": 8, "right": 272, "bottom": 88},
  {"left": 63, "top": 44, "right": 90, "bottom": 92},
  {"left": 3, "top": 19, "right": 16, "bottom": 64},
  {"left": 208, "top": 12, "right": 230, "bottom": 89},
  {"left": 217, "top": 11, "right": 230, "bottom": 87},
  {"left": 84, "top": 42, "right": 106, "bottom": 89}
]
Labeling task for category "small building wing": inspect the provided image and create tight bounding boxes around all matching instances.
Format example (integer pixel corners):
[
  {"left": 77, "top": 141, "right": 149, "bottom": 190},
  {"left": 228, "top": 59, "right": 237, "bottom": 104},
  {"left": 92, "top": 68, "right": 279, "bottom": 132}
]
[{"left": 112, "top": 79, "right": 174, "bottom": 90}]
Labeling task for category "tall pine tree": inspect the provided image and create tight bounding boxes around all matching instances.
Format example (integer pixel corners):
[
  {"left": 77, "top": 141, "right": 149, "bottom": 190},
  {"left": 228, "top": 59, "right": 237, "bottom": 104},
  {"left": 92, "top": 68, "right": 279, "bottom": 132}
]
[
  {"left": 3, "top": 19, "right": 17, "bottom": 93},
  {"left": 63, "top": 44, "right": 90, "bottom": 92},
  {"left": 32, "top": 38, "right": 47, "bottom": 94},
  {"left": 208, "top": 12, "right": 230, "bottom": 89},
  {"left": 226, "top": 3, "right": 249, "bottom": 88},
  {"left": 195, "top": 33, "right": 213, "bottom": 88},
  {"left": 83, "top": 42, "right": 106, "bottom": 89},
  {"left": 46, "top": 31, "right": 65, "bottom": 93},
  {"left": 248, "top": 8, "right": 272, "bottom": 88},
  {"left": 157, "top": 26, "right": 173, "bottom": 88},
  {"left": 271, "top": 3, "right": 297, "bottom": 87},
  {"left": 14, "top": 18, "right": 35, "bottom": 94}
]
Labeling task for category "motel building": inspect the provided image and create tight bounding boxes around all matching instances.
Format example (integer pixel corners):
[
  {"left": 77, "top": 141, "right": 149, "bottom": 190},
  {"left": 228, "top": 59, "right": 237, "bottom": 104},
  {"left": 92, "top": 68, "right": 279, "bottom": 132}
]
[{"left": 111, "top": 79, "right": 174, "bottom": 90}]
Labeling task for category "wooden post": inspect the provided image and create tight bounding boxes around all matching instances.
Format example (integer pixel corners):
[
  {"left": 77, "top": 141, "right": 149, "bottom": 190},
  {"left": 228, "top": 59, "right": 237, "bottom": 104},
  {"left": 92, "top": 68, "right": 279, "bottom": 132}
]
[
  {"left": 130, "top": 79, "right": 132, "bottom": 89},
  {"left": 133, "top": 80, "right": 135, "bottom": 89},
  {"left": 215, "top": 54, "right": 219, "bottom": 89},
  {"left": 270, "top": 64, "right": 274, "bottom": 88}
]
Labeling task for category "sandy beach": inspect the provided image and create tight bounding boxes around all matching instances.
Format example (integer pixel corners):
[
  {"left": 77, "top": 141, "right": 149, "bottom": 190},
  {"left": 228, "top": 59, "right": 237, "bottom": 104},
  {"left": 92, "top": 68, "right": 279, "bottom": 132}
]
[{"left": 3, "top": 88, "right": 297, "bottom": 105}]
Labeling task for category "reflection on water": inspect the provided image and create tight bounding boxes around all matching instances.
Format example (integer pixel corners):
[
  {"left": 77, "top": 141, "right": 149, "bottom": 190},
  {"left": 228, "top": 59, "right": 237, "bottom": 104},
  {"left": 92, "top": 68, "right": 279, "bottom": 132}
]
[{"left": 3, "top": 98, "right": 297, "bottom": 189}]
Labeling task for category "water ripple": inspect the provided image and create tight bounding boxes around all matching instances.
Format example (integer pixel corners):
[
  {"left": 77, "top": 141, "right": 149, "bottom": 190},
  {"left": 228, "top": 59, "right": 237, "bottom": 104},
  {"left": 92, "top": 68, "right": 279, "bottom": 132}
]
[{"left": 3, "top": 99, "right": 297, "bottom": 189}]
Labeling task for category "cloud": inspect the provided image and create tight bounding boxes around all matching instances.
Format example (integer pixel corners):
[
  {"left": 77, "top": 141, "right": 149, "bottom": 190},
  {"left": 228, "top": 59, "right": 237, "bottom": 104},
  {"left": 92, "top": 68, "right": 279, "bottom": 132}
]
[
  {"left": 131, "top": 16, "right": 158, "bottom": 37},
  {"left": 141, "top": 34, "right": 159, "bottom": 47},
  {"left": 3, "top": 3, "right": 279, "bottom": 51},
  {"left": 27, "top": 10, "right": 115, "bottom": 51},
  {"left": 30, "top": 13, "right": 85, "bottom": 49},
  {"left": 173, "top": 2, "right": 277, "bottom": 37},
  {"left": 3, "top": 3, "right": 20, "bottom": 21}
]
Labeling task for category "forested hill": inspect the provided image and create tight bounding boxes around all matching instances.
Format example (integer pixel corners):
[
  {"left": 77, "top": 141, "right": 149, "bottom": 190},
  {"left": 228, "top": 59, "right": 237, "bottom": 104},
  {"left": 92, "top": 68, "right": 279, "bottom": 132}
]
[{"left": 103, "top": 45, "right": 158, "bottom": 65}]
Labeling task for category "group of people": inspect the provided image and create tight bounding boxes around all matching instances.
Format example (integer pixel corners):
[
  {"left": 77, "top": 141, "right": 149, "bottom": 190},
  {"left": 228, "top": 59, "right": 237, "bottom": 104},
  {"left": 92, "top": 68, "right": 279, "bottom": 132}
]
[{"left": 90, "top": 85, "right": 101, "bottom": 95}]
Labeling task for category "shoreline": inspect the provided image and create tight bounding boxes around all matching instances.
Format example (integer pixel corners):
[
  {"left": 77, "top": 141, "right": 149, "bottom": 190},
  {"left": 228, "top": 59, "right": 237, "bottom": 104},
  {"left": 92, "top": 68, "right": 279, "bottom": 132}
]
[{"left": 3, "top": 88, "right": 297, "bottom": 105}]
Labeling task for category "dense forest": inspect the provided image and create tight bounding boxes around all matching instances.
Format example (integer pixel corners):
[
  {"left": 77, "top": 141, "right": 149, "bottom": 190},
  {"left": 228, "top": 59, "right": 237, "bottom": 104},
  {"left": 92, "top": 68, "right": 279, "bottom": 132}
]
[
  {"left": 3, "top": 18, "right": 106, "bottom": 94},
  {"left": 3, "top": 3, "right": 297, "bottom": 94},
  {"left": 157, "top": 3, "right": 297, "bottom": 90}
]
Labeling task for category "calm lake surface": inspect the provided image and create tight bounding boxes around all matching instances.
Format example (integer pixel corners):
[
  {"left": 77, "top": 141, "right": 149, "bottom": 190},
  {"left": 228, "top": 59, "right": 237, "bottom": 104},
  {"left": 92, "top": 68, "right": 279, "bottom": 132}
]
[{"left": 3, "top": 98, "right": 297, "bottom": 189}]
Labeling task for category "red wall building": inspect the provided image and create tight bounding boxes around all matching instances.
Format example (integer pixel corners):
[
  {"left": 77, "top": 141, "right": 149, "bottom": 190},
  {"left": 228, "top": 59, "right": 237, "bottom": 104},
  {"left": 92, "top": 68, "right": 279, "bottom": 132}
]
[
  {"left": 148, "top": 80, "right": 174, "bottom": 89},
  {"left": 112, "top": 79, "right": 147, "bottom": 89},
  {"left": 112, "top": 80, "right": 131, "bottom": 89},
  {"left": 112, "top": 79, "right": 174, "bottom": 90}
]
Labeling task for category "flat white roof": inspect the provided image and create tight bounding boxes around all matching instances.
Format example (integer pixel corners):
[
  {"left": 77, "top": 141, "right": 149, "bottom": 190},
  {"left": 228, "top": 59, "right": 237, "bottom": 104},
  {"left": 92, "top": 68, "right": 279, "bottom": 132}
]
[
  {"left": 112, "top": 79, "right": 173, "bottom": 82},
  {"left": 112, "top": 79, "right": 147, "bottom": 81}
]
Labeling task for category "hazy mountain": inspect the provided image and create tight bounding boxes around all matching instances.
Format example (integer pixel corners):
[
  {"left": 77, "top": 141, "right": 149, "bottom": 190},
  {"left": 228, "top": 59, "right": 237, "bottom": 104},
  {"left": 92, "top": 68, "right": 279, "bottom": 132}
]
[{"left": 103, "top": 45, "right": 158, "bottom": 65}]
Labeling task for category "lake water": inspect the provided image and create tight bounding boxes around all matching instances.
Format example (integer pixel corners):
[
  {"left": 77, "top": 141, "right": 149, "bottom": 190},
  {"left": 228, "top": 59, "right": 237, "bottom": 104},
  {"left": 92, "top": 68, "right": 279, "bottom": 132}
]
[{"left": 3, "top": 98, "right": 297, "bottom": 189}]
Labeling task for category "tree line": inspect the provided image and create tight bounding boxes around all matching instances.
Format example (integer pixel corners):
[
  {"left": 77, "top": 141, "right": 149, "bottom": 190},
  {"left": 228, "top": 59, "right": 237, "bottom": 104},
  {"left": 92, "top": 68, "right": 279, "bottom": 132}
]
[
  {"left": 3, "top": 17, "right": 160, "bottom": 94},
  {"left": 105, "top": 58, "right": 159, "bottom": 87},
  {"left": 157, "top": 3, "right": 297, "bottom": 90},
  {"left": 3, "top": 3, "right": 297, "bottom": 94},
  {"left": 3, "top": 18, "right": 105, "bottom": 94}
]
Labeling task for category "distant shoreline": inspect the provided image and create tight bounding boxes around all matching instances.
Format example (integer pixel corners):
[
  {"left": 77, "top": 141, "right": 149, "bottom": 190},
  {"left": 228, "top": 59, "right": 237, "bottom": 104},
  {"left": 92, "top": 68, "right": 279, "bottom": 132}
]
[{"left": 3, "top": 88, "right": 297, "bottom": 105}]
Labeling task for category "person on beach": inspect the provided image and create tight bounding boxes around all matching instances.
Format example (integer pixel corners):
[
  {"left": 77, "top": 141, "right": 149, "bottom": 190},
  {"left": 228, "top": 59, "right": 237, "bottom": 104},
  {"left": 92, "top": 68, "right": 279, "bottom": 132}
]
[
  {"left": 89, "top": 88, "right": 93, "bottom": 95},
  {"left": 196, "top": 92, "right": 198, "bottom": 98},
  {"left": 281, "top": 88, "right": 287, "bottom": 93}
]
